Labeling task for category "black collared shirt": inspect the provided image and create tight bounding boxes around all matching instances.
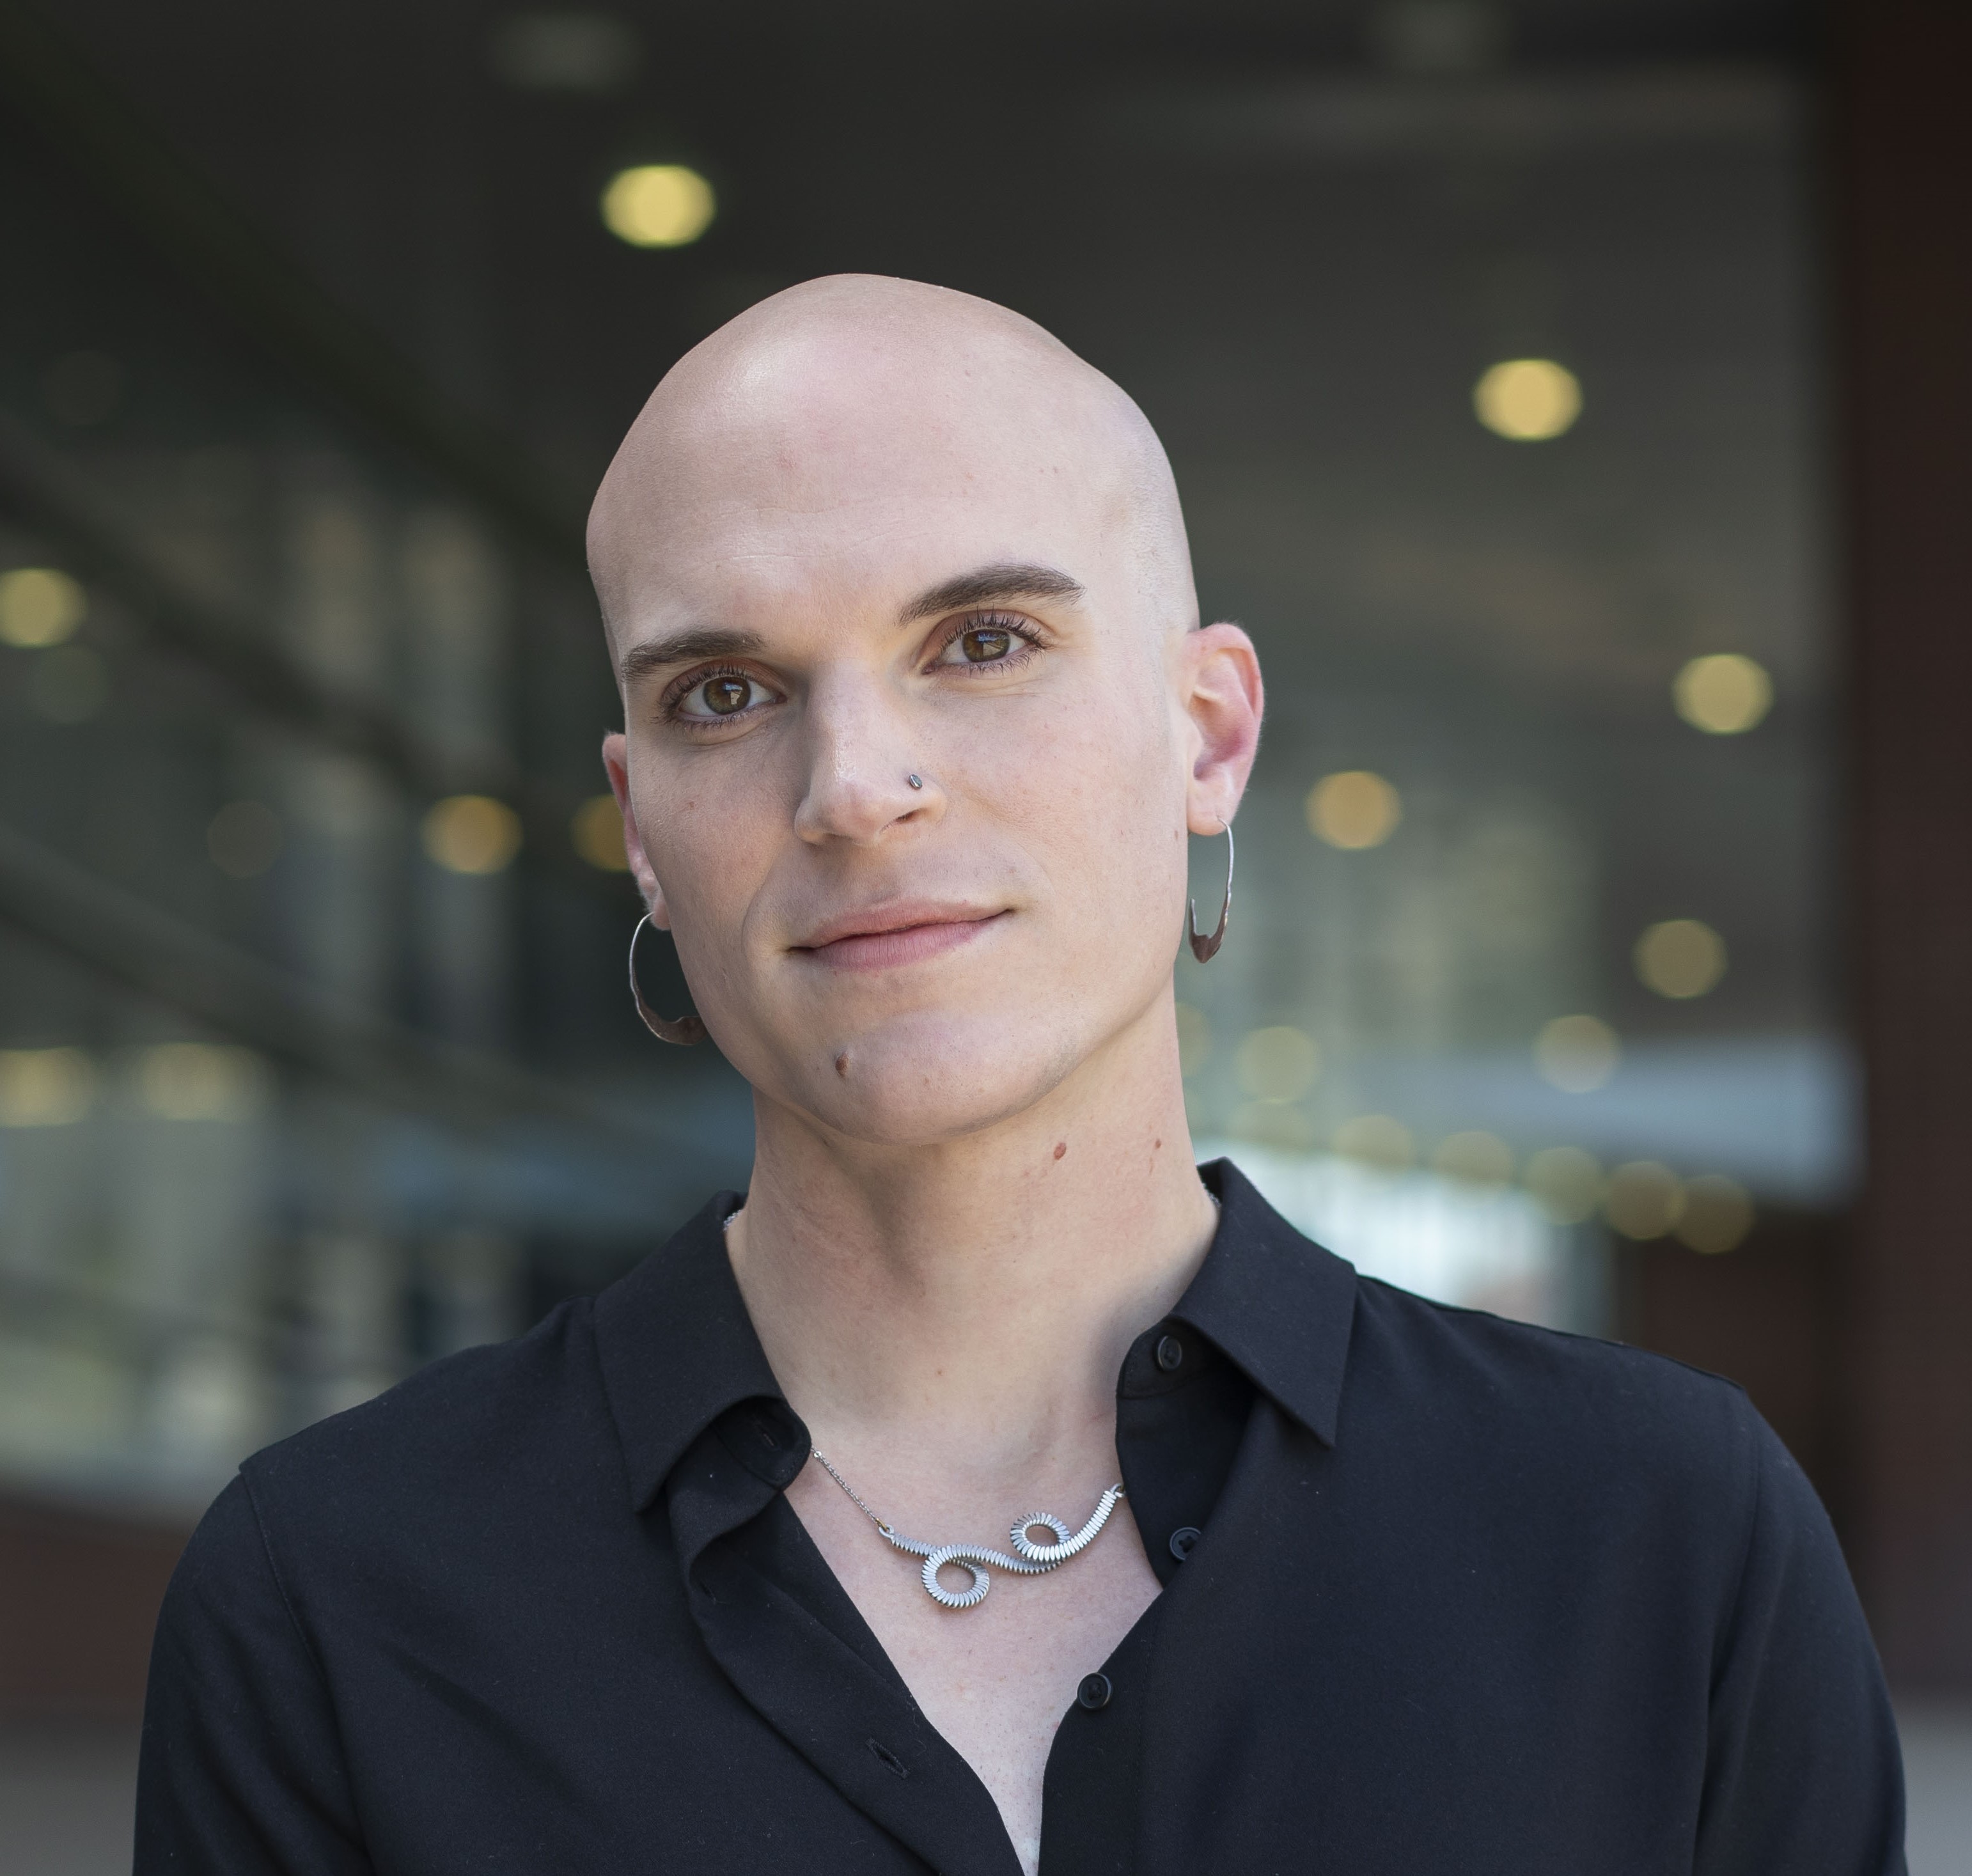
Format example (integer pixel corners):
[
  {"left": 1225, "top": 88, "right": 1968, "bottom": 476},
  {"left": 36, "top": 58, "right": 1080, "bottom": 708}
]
[{"left": 136, "top": 1162, "right": 1905, "bottom": 1875}]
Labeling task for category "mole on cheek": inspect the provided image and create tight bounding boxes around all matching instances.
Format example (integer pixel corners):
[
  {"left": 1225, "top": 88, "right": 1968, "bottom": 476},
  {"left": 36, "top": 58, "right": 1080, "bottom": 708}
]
[
  {"left": 835, "top": 1053, "right": 850, "bottom": 1078},
  {"left": 1053, "top": 1141, "right": 1067, "bottom": 1161}
]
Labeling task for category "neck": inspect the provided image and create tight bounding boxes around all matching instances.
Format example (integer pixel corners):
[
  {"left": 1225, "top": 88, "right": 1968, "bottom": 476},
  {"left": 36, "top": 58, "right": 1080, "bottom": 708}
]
[{"left": 724, "top": 997, "right": 1217, "bottom": 1492}]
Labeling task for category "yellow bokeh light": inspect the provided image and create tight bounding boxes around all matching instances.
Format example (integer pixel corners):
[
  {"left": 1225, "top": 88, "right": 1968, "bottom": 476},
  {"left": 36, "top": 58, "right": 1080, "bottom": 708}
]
[
  {"left": 422, "top": 795, "right": 523, "bottom": 875},
  {"left": 1522, "top": 1145, "right": 1603, "bottom": 1224},
  {"left": 1673, "top": 653, "right": 1772, "bottom": 735},
  {"left": 1605, "top": 1160, "right": 1685, "bottom": 1240},
  {"left": 601, "top": 165, "right": 716, "bottom": 248},
  {"left": 1306, "top": 770, "right": 1402, "bottom": 850},
  {"left": 1676, "top": 1173, "right": 1755, "bottom": 1254},
  {"left": 1333, "top": 1113, "right": 1415, "bottom": 1169},
  {"left": 1174, "top": 1002, "right": 1212, "bottom": 1077},
  {"left": 0, "top": 567, "right": 86, "bottom": 647},
  {"left": 570, "top": 793, "right": 630, "bottom": 872},
  {"left": 138, "top": 1044, "right": 270, "bottom": 1122},
  {"left": 1533, "top": 1013, "right": 1620, "bottom": 1093},
  {"left": 1634, "top": 918, "right": 1728, "bottom": 999},
  {"left": 1235, "top": 1025, "right": 1320, "bottom": 1103},
  {"left": 1432, "top": 1129, "right": 1514, "bottom": 1189},
  {"left": 0, "top": 1047, "right": 96, "bottom": 1127},
  {"left": 1473, "top": 358, "right": 1581, "bottom": 441}
]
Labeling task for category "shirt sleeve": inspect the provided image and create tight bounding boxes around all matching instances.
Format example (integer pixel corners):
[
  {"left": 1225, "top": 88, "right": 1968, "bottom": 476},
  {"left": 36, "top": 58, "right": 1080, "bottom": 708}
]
[
  {"left": 1695, "top": 1403, "right": 1907, "bottom": 1876},
  {"left": 135, "top": 1474, "right": 372, "bottom": 1875}
]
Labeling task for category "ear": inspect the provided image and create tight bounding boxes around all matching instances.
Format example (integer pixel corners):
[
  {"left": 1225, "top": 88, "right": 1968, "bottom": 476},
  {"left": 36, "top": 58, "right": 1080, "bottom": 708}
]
[
  {"left": 600, "top": 731, "right": 673, "bottom": 927},
  {"left": 1177, "top": 623, "right": 1264, "bottom": 833}
]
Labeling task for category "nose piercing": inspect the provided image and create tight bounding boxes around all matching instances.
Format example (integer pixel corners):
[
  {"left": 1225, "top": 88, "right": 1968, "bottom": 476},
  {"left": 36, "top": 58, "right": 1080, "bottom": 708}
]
[{"left": 907, "top": 773, "right": 923, "bottom": 790}]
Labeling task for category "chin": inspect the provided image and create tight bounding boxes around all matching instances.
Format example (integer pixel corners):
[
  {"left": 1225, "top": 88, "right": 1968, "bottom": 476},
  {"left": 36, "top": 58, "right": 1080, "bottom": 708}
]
[{"left": 787, "top": 1010, "right": 1088, "bottom": 1147}]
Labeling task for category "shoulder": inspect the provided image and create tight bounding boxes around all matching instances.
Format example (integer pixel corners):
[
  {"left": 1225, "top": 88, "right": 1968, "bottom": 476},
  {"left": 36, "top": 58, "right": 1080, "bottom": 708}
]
[
  {"left": 235, "top": 1295, "right": 620, "bottom": 1568},
  {"left": 1342, "top": 1273, "right": 1769, "bottom": 1532}
]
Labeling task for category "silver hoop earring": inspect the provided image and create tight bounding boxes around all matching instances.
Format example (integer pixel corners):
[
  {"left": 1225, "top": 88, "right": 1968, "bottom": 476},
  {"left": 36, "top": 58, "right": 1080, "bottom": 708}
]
[
  {"left": 1187, "top": 819, "right": 1234, "bottom": 963},
  {"left": 629, "top": 913, "right": 707, "bottom": 1045}
]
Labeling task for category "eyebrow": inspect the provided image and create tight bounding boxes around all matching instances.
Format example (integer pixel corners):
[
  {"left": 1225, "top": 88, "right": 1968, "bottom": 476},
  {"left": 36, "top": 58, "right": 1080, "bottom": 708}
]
[
  {"left": 896, "top": 562, "right": 1085, "bottom": 625},
  {"left": 616, "top": 562, "right": 1084, "bottom": 687},
  {"left": 618, "top": 627, "right": 766, "bottom": 689}
]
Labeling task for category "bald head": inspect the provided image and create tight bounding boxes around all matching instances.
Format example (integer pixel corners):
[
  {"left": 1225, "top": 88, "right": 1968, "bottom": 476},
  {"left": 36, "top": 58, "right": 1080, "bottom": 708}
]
[{"left": 586, "top": 274, "right": 1196, "bottom": 657}]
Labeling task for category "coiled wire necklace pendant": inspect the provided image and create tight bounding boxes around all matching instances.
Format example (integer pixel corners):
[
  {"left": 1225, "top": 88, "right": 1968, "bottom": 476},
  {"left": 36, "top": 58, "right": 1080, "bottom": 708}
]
[{"left": 810, "top": 1448, "right": 1126, "bottom": 1611}]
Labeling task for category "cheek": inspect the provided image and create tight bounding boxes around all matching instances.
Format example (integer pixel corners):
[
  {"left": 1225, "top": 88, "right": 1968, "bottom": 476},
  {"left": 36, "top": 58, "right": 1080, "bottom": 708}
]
[
  {"left": 955, "top": 666, "right": 1183, "bottom": 912},
  {"left": 629, "top": 769, "right": 774, "bottom": 932}
]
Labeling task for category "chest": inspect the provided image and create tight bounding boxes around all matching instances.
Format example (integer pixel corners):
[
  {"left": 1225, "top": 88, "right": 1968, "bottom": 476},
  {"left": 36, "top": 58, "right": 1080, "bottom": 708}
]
[{"left": 784, "top": 1467, "right": 1164, "bottom": 1873}]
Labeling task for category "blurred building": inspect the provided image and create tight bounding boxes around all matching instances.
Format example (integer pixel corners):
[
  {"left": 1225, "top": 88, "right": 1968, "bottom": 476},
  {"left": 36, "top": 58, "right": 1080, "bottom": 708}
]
[{"left": 0, "top": 0, "right": 1968, "bottom": 1859}]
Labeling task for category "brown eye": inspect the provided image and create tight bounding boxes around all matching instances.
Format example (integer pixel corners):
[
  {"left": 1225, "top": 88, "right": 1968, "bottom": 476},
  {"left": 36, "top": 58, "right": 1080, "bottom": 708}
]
[
  {"left": 960, "top": 627, "right": 1012, "bottom": 663},
  {"left": 673, "top": 670, "right": 775, "bottom": 723}
]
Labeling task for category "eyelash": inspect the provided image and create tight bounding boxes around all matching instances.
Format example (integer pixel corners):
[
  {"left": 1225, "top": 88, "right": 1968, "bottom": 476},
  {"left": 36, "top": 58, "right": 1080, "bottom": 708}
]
[
  {"left": 659, "top": 662, "right": 772, "bottom": 730},
  {"left": 657, "top": 611, "right": 1047, "bottom": 731},
  {"left": 927, "top": 611, "right": 1047, "bottom": 674}
]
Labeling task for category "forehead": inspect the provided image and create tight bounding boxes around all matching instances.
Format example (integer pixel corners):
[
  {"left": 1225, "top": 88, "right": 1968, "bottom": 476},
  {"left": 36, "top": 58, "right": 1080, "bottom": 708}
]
[{"left": 597, "top": 331, "right": 1139, "bottom": 636}]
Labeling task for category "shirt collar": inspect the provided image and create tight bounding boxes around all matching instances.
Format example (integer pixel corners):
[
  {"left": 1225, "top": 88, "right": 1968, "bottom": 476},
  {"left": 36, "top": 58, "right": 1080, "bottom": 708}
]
[
  {"left": 593, "top": 1189, "right": 780, "bottom": 1512},
  {"left": 1176, "top": 1159, "right": 1357, "bottom": 1447},
  {"left": 592, "top": 1161, "right": 1359, "bottom": 1512}
]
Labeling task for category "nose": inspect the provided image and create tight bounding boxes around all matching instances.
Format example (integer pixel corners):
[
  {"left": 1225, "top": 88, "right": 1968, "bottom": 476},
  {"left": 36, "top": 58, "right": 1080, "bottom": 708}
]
[{"left": 791, "top": 667, "right": 941, "bottom": 847}]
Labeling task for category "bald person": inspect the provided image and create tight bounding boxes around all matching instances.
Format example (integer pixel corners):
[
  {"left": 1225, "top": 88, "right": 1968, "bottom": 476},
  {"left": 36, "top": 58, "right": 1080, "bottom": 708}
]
[{"left": 137, "top": 277, "right": 1904, "bottom": 1876}]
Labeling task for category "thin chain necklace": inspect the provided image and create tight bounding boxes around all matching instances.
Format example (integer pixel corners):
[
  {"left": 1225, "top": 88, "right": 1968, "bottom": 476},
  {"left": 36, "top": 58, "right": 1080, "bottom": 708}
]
[{"left": 809, "top": 1448, "right": 1126, "bottom": 1611}]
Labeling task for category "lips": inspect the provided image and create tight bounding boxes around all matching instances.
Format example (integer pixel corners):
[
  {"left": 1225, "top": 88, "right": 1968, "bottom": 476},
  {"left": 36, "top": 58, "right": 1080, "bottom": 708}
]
[{"left": 791, "top": 901, "right": 1007, "bottom": 971}]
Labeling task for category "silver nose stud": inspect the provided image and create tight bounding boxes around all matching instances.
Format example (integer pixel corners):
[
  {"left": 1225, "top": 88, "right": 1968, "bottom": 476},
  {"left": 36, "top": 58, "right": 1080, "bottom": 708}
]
[{"left": 907, "top": 773, "right": 923, "bottom": 790}]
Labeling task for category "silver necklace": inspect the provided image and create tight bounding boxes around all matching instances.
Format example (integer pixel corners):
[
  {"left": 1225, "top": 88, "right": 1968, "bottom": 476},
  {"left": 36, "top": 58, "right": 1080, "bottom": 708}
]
[{"left": 809, "top": 1448, "right": 1126, "bottom": 1611}]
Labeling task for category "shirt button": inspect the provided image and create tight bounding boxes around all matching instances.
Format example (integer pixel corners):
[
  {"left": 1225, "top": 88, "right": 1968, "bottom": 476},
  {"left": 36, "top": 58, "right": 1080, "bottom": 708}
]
[
  {"left": 1076, "top": 1673, "right": 1112, "bottom": 1710},
  {"left": 1155, "top": 1334, "right": 1184, "bottom": 1372},
  {"left": 1169, "top": 1525, "right": 1201, "bottom": 1561}
]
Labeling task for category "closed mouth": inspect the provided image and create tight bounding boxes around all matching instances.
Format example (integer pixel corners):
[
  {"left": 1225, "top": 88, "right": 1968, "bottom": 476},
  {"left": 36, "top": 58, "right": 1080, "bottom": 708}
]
[{"left": 791, "top": 903, "right": 1008, "bottom": 971}]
